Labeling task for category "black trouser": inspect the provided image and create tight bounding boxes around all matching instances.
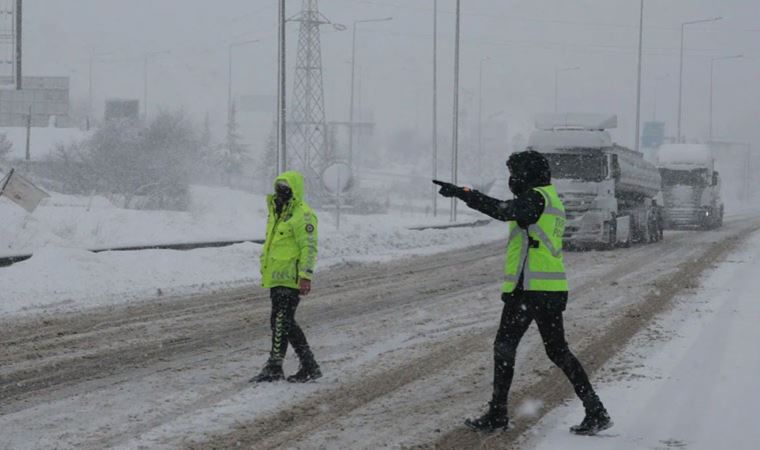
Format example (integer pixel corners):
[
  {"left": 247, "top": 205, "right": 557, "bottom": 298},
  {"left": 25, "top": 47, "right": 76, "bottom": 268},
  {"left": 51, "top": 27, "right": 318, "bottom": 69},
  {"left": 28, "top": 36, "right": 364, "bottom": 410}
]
[
  {"left": 268, "top": 287, "right": 313, "bottom": 365},
  {"left": 492, "top": 291, "right": 602, "bottom": 413}
]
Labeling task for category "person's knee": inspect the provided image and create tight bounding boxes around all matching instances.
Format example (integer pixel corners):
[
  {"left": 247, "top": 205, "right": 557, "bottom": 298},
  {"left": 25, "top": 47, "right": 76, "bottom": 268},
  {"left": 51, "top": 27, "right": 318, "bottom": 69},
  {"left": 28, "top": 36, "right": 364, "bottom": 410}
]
[
  {"left": 545, "top": 343, "right": 571, "bottom": 365},
  {"left": 493, "top": 339, "right": 517, "bottom": 366}
]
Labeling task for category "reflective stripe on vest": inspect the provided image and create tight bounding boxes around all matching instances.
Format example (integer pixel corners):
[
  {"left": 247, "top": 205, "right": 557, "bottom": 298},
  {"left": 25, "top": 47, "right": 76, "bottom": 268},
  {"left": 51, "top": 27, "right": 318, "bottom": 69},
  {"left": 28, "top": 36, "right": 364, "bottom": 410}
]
[{"left": 502, "top": 185, "right": 568, "bottom": 293}]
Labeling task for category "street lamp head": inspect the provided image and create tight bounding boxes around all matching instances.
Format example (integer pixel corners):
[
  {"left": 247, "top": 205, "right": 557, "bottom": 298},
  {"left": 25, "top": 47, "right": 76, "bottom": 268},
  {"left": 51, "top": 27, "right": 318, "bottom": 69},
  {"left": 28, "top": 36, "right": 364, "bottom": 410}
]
[
  {"left": 356, "top": 17, "right": 393, "bottom": 25},
  {"left": 684, "top": 16, "right": 723, "bottom": 26}
]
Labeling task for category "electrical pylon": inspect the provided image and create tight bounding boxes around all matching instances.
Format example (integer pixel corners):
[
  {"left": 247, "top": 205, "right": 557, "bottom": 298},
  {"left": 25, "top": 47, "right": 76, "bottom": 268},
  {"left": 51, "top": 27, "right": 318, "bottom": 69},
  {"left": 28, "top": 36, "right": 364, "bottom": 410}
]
[{"left": 287, "top": 0, "right": 341, "bottom": 197}]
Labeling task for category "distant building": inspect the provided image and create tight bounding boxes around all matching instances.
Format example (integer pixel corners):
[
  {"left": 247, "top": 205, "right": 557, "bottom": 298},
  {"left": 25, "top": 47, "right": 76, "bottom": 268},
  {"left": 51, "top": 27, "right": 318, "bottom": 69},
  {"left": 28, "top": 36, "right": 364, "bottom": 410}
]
[
  {"left": 0, "top": 76, "right": 71, "bottom": 127},
  {"left": 104, "top": 99, "right": 140, "bottom": 122}
]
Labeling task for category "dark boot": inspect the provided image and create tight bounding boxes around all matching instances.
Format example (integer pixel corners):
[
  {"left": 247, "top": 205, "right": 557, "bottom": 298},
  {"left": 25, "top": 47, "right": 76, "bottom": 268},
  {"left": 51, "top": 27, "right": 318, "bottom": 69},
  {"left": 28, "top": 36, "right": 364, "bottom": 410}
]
[
  {"left": 250, "top": 361, "right": 284, "bottom": 383},
  {"left": 287, "top": 359, "right": 322, "bottom": 383},
  {"left": 570, "top": 405, "right": 612, "bottom": 436},
  {"left": 464, "top": 402, "right": 509, "bottom": 432}
]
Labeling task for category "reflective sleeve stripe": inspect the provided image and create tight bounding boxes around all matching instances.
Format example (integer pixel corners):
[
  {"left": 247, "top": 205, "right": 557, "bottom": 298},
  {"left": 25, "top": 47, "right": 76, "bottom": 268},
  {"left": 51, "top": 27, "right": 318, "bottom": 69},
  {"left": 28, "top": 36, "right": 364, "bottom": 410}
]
[
  {"left": 525, "top": 271, "right": 567, "bottom": 280},
  {"left": 528, "top": 224, "right": 562, "bottom": 258},
  {"left": 303, "top": 223, "right": 317, "bottom": 272},
  {"left": 298, "top": 212, "right": 318, "bottom": 277}
]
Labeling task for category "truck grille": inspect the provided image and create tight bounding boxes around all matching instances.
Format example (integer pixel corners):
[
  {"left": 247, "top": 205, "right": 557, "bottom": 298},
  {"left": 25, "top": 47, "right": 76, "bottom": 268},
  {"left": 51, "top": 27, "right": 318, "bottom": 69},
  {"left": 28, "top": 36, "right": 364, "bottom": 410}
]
[
  {"left": 663, "top": 185, "right": 703, "bottom": 227},
  {"left": 558, "top": 193, "right": 596, "bottom": 220}
]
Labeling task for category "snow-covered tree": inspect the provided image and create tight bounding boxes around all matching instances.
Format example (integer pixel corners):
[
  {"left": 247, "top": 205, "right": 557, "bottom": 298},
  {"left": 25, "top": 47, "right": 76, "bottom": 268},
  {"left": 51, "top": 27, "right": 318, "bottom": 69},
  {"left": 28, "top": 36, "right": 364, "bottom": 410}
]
[{"left": 216, "top": 101, "right": 249, "bottom": 185}]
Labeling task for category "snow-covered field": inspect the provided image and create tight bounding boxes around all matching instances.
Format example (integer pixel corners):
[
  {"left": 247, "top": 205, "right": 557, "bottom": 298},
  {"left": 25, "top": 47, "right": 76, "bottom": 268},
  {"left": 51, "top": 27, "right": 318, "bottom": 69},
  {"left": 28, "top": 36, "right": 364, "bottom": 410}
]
[
  {"left": 522, "top": 229, "right": 760, "bottom": 450},
  {"left": 0, "top": 184, "right": 502, "bottom": 317}
]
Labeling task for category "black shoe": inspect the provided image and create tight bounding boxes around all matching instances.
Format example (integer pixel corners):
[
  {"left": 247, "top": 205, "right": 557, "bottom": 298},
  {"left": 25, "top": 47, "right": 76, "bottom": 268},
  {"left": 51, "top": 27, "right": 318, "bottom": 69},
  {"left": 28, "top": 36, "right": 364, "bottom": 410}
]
[
  {"left": 287, "top": 362, "right": 322, "bottom": 383},
  {"left": 570, "top": 408, "right": 613, "bottom": 436},
  {"left": 250, "top": 362, "right": 284, "bottom": 383},
  {"left": 464, "top": 402, "right": 509, "bottom": 432}
]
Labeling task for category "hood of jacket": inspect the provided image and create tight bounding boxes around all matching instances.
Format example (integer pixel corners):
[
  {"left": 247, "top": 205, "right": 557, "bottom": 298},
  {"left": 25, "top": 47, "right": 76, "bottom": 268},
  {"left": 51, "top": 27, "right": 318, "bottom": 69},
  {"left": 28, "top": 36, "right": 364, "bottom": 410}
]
[{"left": 273, "top": 170, "right": 306, "bottom": 205}]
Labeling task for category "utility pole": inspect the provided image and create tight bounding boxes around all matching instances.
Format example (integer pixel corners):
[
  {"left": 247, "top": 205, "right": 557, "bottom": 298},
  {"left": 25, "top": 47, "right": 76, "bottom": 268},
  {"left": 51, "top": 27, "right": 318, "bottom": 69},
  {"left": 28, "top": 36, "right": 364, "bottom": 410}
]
[
  {"left": 89, "top": 51, "right": 93, "bottom": 122},
  {"left": 478, "top": 56, "right": 490, "bottom": 163},
  {"left": 634, "top": 0, "right": 644, "bottom": 153},
  {"left": 451, "top": 0, "right": 461, "bottom": 222},
  {"left": 677, "top": 16, "right": 721, "bottom": 143},
  {"left": 143, "top": 50, "right": 170, "bottom": 121},
  {"left": 15, "top": 0, "right": 21, "bottom": 90},
  {"left": 348, "top": 16, "right": 392, "bottom": 170},
  {"left": 25, "top": 105, "right": 31, "bottom": 160},
  {"left": 432, "top": 0, "right": 438, "bottom": 217},
  {"left": 709, "top": 54, "right": 742, "bottom": 140},
  {"left": 277, "top": 0, "right": 287, "bottom": 173},
  {"left": 87, "top": 50, "right": 112, "bottom": 127}
]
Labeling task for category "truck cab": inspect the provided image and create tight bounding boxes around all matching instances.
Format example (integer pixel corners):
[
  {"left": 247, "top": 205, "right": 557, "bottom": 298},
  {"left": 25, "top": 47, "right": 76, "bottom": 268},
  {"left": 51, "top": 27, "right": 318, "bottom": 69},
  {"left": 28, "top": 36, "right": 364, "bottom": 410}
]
[{"left": 657, "top": 144, "right": 723, "bottom": 229}]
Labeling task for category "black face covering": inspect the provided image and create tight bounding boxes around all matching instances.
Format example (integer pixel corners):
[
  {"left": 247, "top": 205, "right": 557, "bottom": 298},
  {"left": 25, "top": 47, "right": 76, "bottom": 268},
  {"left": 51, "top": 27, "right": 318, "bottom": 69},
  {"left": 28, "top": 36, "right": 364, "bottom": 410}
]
[
  {"left": 508, "top": 175, "right": 529, "bottom": 196},
  {"left": 274, "top": 183, "right": 293, "bottom": 214}
]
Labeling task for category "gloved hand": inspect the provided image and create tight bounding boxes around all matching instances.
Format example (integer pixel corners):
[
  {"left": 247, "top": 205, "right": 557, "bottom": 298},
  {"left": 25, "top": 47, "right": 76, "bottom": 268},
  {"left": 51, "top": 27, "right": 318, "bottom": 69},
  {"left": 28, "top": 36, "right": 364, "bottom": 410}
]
[{"left": 433, "top": 179, "right": 464, "bottom": 198}]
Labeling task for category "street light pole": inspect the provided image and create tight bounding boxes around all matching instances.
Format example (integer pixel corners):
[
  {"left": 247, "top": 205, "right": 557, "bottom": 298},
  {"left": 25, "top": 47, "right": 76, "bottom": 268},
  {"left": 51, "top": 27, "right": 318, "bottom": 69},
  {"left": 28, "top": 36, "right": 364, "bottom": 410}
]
[
  {"left": 677, "top": 16, "right": 722, "bottom": 143},
  {"left": 143, "top": 50, "right": 171, "bottom": 121},
  {"left": 709, "top": 54, "right": 742, "bottom": 141},
  {"left": 432, "top": 0, "right": 438, "bottom": 217},
  {"left": 227, "top": 39, "right": 260, "bottom": 125},
  {"left": 634, "top": 0, "right": 644, "bottom": 152},
  {"left": 451, "top": 0, "right": 461, "bottom": 222},
  {"left": 277, "top": 0, "right": 287, "bottom": 173},
  {"left": 554, "top": 66, "right": 580, "bottom": 113},
  {"left": 478, "top": 56, "right": 490, "bottom": 162},
  {"left": 348, "top": 16, "right": 393, "bottom": 170}
]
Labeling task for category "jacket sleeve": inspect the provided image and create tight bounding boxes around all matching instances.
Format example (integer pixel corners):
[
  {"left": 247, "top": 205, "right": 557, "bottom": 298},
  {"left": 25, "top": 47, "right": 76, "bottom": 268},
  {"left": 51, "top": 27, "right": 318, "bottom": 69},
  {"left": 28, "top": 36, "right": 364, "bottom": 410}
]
[
  {"left": 293, "top": 209, "right": 318, "bottom": 280},
  {"left": 460, "top": 189, "right": 545, "bottom": 227}
]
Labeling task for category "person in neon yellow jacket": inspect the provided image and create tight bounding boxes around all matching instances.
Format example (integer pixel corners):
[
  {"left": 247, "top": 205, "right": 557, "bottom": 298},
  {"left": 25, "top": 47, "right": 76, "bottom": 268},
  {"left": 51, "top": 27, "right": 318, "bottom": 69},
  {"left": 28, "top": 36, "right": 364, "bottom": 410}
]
[
  {"left": 252, "top": 171, "right": 321, "bottom": 383},
  {"left": 435, "top": 150, "right": 611, "bottom": 436}
]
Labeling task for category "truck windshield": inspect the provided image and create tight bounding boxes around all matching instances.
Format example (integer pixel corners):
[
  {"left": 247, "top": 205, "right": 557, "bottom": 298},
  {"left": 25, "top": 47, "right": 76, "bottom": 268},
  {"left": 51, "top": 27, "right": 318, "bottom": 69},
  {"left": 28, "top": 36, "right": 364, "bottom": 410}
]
[
  {"left": 544, "top": 153, "right": 606, "bottom": 182},
  {"left": 660, "top": 168, "right": 708, "bottom": 187}
]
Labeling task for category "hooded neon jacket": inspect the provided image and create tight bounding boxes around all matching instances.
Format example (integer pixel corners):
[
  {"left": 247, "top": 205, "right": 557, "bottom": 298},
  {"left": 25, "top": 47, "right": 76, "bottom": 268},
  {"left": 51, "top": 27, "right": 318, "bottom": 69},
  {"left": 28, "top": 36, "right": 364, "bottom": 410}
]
[{"left": 260, "top": 171, "right": 318, "bottom": 289}]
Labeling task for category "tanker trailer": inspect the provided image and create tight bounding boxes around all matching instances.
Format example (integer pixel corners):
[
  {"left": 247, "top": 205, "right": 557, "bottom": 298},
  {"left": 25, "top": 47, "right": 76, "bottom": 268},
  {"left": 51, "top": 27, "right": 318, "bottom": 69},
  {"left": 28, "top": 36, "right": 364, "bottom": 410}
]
[{"left": 528, "top": 113, "right": 663, "bottom": 249}]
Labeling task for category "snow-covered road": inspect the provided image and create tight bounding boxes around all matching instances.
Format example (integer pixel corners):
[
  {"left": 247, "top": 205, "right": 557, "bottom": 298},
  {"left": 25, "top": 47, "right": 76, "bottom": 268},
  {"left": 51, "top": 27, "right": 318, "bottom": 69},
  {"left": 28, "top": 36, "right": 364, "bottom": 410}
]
[
  {"left": 521, "top": 228, "right": 760, "bottom": 450},
  {"left": 2, "top": 215, "right": 758, "bottom": 449}
]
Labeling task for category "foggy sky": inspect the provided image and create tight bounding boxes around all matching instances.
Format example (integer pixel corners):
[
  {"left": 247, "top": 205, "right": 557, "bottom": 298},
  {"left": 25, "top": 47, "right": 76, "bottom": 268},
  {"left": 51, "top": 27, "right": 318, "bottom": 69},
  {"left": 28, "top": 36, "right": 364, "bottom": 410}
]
[{"left": 19, "top": 0, "right": 760, "bottom": 157}]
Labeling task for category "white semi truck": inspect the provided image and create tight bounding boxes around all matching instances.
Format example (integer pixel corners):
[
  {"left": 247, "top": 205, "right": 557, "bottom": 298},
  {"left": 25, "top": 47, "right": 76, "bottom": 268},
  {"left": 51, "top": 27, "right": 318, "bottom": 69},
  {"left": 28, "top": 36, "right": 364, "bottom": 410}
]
[
  {"left": 527, "top": 113, "right": 663, "bottom": 249},
  {"left": 657, "top": 143, "right": 723, "bottom": 229}
]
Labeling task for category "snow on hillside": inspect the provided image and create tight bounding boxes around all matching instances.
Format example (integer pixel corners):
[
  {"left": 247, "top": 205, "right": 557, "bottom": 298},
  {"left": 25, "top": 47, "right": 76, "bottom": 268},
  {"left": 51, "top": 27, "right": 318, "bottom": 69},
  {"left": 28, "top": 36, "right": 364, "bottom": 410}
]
[{"left": 0, "top": 184, "right": 503, "bottom": 317}]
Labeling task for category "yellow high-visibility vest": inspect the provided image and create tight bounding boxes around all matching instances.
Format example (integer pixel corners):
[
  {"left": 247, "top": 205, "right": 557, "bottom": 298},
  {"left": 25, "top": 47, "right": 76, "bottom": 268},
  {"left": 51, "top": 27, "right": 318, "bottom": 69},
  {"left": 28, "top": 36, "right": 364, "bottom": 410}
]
[{"left": 502, "top": 185, "right": 568, "bottom": 293}]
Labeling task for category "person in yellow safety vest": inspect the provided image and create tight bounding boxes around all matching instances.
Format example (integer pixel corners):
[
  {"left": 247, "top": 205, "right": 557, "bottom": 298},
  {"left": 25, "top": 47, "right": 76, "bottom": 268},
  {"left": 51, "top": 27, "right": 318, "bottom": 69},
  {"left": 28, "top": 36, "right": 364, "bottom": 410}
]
[
  {"left": 433, "top": 150, "right": 612, "bottom": 436},
  {"left": 252, "top": 171, "right": 321, "bottom": 383}
]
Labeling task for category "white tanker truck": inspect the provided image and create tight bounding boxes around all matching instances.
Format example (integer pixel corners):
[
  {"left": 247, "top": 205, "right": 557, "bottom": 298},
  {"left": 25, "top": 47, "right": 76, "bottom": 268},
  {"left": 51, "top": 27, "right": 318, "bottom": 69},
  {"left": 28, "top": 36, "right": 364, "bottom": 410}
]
[
  {"left": 657, "top": 143, "right": 723, "bottom": 229},
  {"left": 527, "top": 114, "right": 663, "bottom": 249}
]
